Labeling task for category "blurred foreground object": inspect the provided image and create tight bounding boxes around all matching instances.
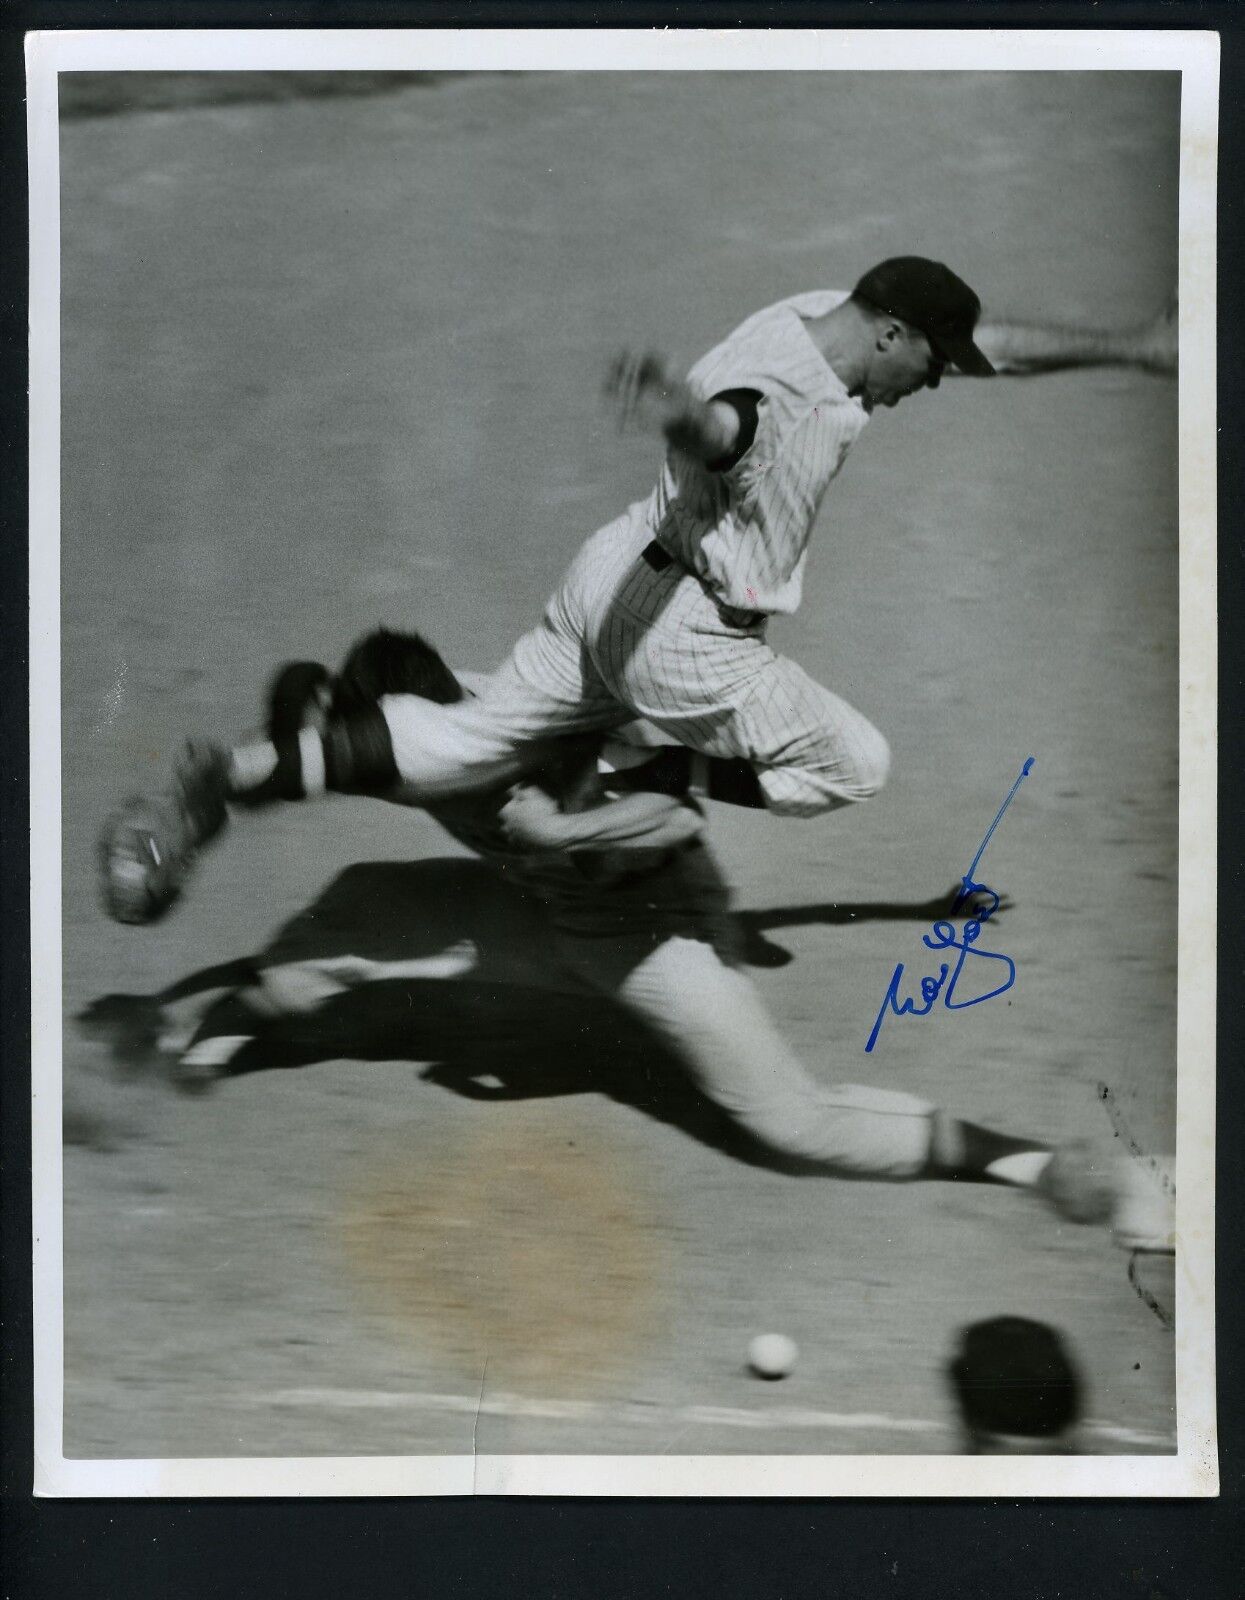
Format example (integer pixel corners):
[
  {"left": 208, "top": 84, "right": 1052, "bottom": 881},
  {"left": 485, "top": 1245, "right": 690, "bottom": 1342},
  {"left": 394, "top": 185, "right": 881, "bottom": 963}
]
[
  {"left": 974, "top": 295, "right": 1177, "bottom": 376},
  {"left": 948, "top": 1317, "right": 1084, "bottom": 1454}
]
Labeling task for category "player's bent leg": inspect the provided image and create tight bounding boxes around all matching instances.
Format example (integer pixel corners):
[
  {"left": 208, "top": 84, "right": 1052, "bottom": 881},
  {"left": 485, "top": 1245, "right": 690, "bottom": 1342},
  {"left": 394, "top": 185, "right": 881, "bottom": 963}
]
[
  {"left": 221, "top": 692, "right": 522, "bottom": 812},
  {"left": 720, "top": 653, "right": 892, "bottom": 818},
  {"left": 217, "top": 598, "right": 625, "bottom": 818},
  {"left": 595, "top": 566, "right": 891, "bottom": 819},
  {"left": 380, "top": 617, "right": 623, "bottom": 801},
  {"left": 377, "top": 693, "right": 531, "bottom": 798},
  {"left": 754, "top": 703, "right": 891, "bottom": 816}
]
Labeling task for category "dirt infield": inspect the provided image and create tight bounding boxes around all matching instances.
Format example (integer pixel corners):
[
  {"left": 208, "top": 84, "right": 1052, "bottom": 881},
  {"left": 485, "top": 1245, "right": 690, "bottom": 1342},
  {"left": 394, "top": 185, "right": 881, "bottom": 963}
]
[{"left": 58, "top": 71, "right": 1180, "bottom": 1457}]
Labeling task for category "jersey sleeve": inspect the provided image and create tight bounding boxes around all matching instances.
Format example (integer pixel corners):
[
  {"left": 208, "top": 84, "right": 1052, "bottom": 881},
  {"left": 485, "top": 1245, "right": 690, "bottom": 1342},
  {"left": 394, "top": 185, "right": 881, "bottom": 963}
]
[
  {"left": 722, "top": 396, "right": 861, "bottom": 551},
  {"left": 706, "top": 388, "right": 763, "bottom": 473}
]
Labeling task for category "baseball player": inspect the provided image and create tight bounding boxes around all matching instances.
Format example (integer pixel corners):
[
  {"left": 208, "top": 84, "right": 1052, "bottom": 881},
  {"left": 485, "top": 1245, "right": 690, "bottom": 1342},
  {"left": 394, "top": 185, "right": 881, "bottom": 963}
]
[
  {"left": 90, "top": 628, "right": 1172, "bottom": 1247},
  {"left": 228, "top": 257, "right": 983, "bottom": 821},
  {"left": 99, "top": 262, "right": 1179, "bottom": 918}
]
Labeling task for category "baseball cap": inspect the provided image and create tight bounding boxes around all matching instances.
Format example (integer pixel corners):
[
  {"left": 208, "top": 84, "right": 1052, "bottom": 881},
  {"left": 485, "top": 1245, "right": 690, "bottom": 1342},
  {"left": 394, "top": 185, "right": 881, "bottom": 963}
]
[
  {"left": 948, "top": 1316, "right": 1083, "bottom": 1442},
  {"left": 853, "top": 256, "right": 996, "bottom": 377}
]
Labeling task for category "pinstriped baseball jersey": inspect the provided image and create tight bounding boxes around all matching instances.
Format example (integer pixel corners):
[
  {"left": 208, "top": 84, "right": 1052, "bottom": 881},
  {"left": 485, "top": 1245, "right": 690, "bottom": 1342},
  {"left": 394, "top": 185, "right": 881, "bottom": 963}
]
[
  {"left": 376, "top": 291, "right": 891, "bottom": 820},
  {"left": 645, "top": 289, "right": 869, "bottom": 615}
]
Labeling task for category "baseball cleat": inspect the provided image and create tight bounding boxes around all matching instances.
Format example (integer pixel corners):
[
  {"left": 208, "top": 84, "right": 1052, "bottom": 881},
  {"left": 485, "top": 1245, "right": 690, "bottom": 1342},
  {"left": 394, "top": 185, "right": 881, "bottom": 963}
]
[
  {"left": 1038, "top": 1141, "right": 1176, "bottom": 1251},
  {"left": 1038, "top": 1140, "right": 1117, "bottom": 1225},
  {"left": 98, "top": 794, "right": 195, "bottom": 924},
  {"left": 1111, "top": 1154, "right": 1175, "bottom": 1254},
  {"left": 98, "top": 740, "right": 231, "bottom": 924}
]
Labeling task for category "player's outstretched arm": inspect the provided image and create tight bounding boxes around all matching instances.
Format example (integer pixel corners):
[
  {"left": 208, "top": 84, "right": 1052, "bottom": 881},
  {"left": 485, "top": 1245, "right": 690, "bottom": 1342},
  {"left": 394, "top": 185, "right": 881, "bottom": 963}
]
[
  {"left": 967, "top": 296, "right": 1176, "bottom": 377},
  {"left": 604, "top": 349, "right": 743, "bottom": 463}
]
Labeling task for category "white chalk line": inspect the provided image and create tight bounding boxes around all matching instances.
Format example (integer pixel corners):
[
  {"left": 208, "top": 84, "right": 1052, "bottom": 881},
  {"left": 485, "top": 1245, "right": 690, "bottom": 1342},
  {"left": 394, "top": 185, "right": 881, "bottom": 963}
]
[{"left": 261, "top": 1387, "right": 1174, "bottom": 1448}]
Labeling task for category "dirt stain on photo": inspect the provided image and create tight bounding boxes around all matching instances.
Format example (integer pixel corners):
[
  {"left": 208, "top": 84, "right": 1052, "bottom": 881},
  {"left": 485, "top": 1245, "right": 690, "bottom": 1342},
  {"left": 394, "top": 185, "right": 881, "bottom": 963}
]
[{"left": 334, "top": 1112, "right": 674, "bottom": 1395}]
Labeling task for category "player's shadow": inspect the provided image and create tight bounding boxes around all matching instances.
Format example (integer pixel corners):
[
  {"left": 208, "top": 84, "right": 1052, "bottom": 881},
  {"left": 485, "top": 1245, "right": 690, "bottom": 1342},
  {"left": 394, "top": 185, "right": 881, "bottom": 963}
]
[{"left": 81, "top": 859, "right": 1003, "bottom": 1173}]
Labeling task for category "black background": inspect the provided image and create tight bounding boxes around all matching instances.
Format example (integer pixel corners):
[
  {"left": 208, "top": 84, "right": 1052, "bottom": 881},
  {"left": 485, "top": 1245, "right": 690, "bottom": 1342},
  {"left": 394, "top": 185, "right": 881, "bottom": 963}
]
[{"left": 2, "top": 3, "right": 1240, "bottom": 1595}]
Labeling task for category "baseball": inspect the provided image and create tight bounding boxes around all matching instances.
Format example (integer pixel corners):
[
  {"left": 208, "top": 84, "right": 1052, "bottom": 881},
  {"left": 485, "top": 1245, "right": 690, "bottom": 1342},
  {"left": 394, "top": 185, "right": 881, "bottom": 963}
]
[{"left": 747, "top": 1332, "right": 798, "bottom": 1380}]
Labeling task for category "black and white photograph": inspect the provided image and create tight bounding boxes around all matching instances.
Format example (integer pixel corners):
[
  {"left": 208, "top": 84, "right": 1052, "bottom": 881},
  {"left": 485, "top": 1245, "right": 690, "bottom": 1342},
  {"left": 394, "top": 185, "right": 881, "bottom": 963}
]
[{"left": 27, "top": 28, "right": 1218, "bottom": 1495}]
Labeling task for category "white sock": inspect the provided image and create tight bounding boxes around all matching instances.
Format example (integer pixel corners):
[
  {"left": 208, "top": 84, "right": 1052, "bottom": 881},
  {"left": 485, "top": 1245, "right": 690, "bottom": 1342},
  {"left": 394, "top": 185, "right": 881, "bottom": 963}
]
[
  {"left": 985, "top": 1150, "right": 1053, "bottom": 1188},
  {"left": 228, "top": 742, "right": 279, "bottom": 793}
]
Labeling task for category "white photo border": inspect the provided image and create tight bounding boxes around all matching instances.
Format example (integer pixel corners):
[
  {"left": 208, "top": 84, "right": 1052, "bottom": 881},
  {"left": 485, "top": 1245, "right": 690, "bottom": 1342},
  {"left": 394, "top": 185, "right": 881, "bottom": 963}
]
[{"left": 27, "top": 26, "right": 1220, "bottom": 1498}]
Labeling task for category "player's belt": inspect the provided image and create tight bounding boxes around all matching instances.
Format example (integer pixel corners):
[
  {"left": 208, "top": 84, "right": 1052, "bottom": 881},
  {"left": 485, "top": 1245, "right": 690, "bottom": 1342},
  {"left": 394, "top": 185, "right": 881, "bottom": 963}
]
[{"left": 641, "top": 538, "right": 764, "bottom": 629}]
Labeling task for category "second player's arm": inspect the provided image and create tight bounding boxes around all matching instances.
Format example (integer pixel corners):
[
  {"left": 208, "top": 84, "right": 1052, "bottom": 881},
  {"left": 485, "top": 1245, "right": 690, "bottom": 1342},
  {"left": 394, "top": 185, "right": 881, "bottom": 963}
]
[
  {"left": 499, "top": 783, "right": 706, "bottom": 854},
  {"left": 966, "top": 298, "right": 1177, "bottom": 377}
]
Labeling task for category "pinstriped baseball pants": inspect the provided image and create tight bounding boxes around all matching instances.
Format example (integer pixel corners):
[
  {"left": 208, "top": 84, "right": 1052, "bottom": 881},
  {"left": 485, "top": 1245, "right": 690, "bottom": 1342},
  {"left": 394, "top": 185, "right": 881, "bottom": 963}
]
[{"left": 382, "top": 508, "right": 890, "bottom": 817}]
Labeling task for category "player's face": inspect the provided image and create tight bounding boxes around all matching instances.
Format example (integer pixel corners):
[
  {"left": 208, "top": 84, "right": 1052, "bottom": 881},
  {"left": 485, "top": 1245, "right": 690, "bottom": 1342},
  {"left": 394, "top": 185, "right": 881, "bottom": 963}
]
[{"left": 865, "top": 323, "right": 946, "bottom": 410}]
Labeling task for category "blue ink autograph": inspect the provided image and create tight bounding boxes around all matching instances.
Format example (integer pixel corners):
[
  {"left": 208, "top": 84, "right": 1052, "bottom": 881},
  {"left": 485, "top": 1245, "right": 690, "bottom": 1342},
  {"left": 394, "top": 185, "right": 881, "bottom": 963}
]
[{"left": 865, "top": 757, "right": 1036, "bottom": 1054}]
